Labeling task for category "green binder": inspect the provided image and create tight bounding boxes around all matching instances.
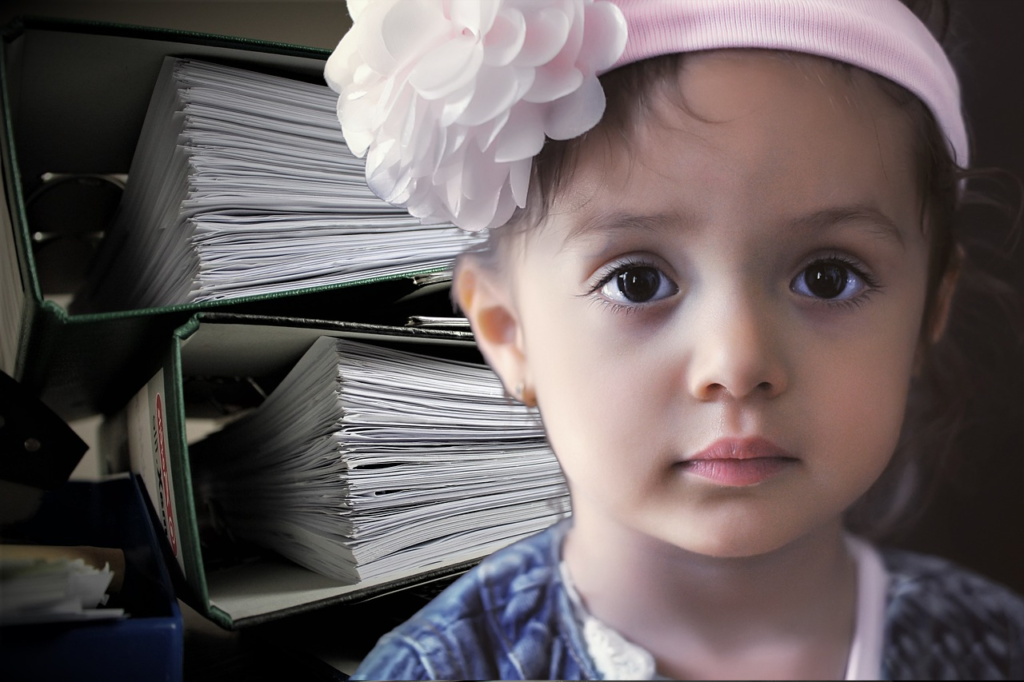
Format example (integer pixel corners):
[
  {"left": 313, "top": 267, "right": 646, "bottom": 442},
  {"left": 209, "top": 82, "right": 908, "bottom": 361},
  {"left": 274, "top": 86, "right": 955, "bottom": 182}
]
[
  {"left": 114, "top": 311, "right": 484, "bottom": 628},
  {"left": 1, "top": 17, "right": 452, "bottom": 419}
]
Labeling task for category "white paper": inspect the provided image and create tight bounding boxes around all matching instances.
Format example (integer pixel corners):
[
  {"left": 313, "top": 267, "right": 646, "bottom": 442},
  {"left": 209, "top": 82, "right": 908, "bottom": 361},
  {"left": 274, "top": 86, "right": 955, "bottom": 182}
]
[
  {"left": 191, "top": 337, "right": 570, "bottom": 585},
  {"left": 73, "top": 58, "right": 484, "bottom": 312},
  {"left": 0, "top": 558, "right": 125, "bottom": 625}
]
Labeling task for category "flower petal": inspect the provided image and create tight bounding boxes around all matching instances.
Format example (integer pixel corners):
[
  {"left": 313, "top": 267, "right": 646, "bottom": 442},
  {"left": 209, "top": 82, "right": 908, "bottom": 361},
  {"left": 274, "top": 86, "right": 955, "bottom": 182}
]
[
  {"left": 366, "top": 137, "right": 397, "bottom": 185},
  {"left": 346, "top": 0, "right": 372, "bottom": 23},
  {"left": 580, "top": 1, "right": 628, "bottom": 73},
  {"left": 352, "top": 63, "right": 376, "bottom": 90},
  {"left": 475, "top": 108, "right": 512, "bottom": 152},
  {"left": 523, "top": 63, "right": 583, "bottom": 104},
  {"left": 487, "top": 183, "right": 519, "bottom": 230},
  {"left": 458, "top": 192, "right": 504, "bottom": 232},
  {"left": 431, "top": 123, "right": 448, "bottom": 172},
  {"left": 509, "top": 157, "right": 531, "bottom": 207},
  {"left": 515, "top": 6, "right": 571, "bottom": 67},
  {"left": 400, "top": 90, "right": 421, "bottom": 148},
  {"left": 324, "top": 34, "right": 359, "bottom": 94},
  {"left": 378, "top": 85, "right": 411, "bottom": 139},
  {"left": 445, "top": 164, "right": 464, "bottom": 213},
  {"left": 409, "top": 35, "right": 485, "bottom": 100},
  {"left": 444, "top": 125, "right": 469, "bottom": 164},
  {"left": 512, "top": 66, "right": 536, "bottom": 100},
  {"left": 544, "top": 72, "right": 605, "bottom": 140},
  {"left": 559, "top": 1, "right": 585, "bottom": 72},
  {"left": 436, "top": 137, "right": 468, "bottom": 183},
  {"left": 381, "top": 1, "right": 448, "bottom": 65},
  {"left": 493, "top": 103, "right": 545, "bottom": 162},
  {"left": 352, "top": 0, "right": 400, "bottom": 74},
  {"left": 450, "top": 0, "right": 500, "bottom": 36},
  {"left": 439, "top": 83, "right": 475, "bottom": 126},
  {"left": 457, "top": 65, "right": 519, "bottom": 127},
  {"left": 340, "top": 99, "right": 374, "bottom": 156},
  {"left": 462, "top": 145, "right": 508, "bottom": 201},
  {"left": 483, "top": 8, "right": 526, "bottom": 67}
]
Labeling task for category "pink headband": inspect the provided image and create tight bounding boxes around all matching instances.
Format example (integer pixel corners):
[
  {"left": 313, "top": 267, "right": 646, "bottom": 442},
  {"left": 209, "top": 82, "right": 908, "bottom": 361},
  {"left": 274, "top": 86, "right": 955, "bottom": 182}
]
[{"left": 326, "top": 0, "right": 967, "bottom": 232}]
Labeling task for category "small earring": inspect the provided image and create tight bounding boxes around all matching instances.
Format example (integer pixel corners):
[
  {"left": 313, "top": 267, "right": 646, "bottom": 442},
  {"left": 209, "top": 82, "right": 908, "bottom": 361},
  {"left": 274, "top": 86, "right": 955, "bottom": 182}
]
[{"left": 514, "top": 382, "right": 524, "bottom": 400}]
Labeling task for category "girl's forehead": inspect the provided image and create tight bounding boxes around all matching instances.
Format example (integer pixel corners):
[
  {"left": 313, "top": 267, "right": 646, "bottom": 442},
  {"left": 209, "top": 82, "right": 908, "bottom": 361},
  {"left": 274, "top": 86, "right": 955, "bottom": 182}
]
[
  {"left": 674, "top": 51, "right": 864, "bottom": 119},
  {"left": 546, "top": 49, "right": 920, "bottom": 242},
  {"left": 631, "top": 50, "right": 910, "bottom": 152}
]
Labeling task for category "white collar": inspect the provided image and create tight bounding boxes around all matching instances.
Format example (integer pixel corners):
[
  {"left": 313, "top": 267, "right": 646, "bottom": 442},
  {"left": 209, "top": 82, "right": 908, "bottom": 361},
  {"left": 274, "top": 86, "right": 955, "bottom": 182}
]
[
  {"left": 843, "top": 535, "right": 890, "bottom": 681},
  {"left": 560, "top": 535, "right": 890, "bottom": 680}
]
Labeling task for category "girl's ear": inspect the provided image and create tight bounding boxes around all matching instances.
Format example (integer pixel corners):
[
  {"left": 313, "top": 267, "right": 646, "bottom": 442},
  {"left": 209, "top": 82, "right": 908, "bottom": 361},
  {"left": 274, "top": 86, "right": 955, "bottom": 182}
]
[{"left": 454, "top": 258, "right": 531, "bottom": 404}]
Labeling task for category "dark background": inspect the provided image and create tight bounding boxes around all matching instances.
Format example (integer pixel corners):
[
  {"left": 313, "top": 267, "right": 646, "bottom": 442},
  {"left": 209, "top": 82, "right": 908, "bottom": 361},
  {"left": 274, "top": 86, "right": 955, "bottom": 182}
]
[{"left": 896, "top": 0, "right": 1024, "bottom": 596}]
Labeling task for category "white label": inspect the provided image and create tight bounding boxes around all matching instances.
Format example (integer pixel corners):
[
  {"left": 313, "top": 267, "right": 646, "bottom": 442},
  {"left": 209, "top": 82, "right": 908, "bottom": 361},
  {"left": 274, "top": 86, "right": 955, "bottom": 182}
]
[{"left": 128, "top": 368, "right": 185, "bottom": 574}]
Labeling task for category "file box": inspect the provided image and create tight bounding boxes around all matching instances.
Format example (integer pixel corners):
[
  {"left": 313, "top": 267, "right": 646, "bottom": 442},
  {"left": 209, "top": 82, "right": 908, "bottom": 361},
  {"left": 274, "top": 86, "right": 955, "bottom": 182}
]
[{"left": 0, "top": 476, "right": 184, "bottom": 681}]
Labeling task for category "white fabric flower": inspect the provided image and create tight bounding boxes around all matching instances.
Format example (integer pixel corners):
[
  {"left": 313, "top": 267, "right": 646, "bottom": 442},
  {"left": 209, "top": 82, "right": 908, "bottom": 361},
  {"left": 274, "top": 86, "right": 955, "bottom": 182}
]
[{"left": 326, "top": 0, "right": 627, "bottom": 232}]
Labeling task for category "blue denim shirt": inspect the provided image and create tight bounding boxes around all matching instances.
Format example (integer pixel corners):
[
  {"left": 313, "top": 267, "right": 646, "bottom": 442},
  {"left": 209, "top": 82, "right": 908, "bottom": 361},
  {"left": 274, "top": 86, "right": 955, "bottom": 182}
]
[{"left": 351, "top": 520, "right": 1024, "bottom": 680}]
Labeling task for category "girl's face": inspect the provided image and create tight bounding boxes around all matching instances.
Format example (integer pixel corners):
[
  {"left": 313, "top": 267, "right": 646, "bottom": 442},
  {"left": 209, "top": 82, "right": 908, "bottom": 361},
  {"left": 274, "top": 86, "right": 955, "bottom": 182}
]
[{"left": 470, "top": 50, "right": 938, "bottom": 558}]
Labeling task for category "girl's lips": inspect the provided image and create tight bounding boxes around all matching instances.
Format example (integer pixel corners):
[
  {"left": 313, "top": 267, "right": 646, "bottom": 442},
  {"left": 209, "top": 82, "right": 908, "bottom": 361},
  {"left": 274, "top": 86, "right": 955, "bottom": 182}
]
[
  {"left": 678, "top": 437, "right": 798, "bottom": 486},
  {"left": 677, "top": 457, "right": 796, "bottom": 486}
]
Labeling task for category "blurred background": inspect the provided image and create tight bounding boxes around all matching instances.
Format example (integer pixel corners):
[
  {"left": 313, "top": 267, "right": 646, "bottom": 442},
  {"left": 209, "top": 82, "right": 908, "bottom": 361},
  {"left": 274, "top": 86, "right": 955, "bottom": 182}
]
[
  {"left": 0, "top": 1, "right": 352, "bottom": 50},
  {"left": 1, "top": 0, "right": 1021, "bottom": 597}
]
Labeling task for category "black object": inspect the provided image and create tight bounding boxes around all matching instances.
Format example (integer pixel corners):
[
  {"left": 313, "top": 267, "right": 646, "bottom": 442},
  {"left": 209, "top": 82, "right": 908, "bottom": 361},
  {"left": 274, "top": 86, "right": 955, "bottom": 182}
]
[
  {"left": 26, "top": 172, "right": 123, "bottom": 296},
  {"left": 0, "top": 369, "right": 87, "bottom": 489}
]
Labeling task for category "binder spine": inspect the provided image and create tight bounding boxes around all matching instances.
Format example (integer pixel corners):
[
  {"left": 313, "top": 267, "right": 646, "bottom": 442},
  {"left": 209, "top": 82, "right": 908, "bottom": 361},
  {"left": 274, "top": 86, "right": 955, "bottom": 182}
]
[
  {"left": 2, "top": 23, "right": 48, "bottom": 390},
  {"left": 167, "top": 331, "right": 212, "bottom": 612}
]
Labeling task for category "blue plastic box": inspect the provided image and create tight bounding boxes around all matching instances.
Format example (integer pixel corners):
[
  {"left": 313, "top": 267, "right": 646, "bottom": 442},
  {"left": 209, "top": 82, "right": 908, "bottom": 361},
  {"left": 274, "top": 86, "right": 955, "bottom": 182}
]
[{"left": 0, "top": 477, "right": 183, "bottom": 682}]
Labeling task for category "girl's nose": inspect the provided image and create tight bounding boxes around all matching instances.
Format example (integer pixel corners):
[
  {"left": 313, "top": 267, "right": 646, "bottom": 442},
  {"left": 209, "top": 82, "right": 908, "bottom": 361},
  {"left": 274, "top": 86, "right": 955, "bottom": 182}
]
[{"left": 686, "top": 295, "right": 789, "bottom": 403}]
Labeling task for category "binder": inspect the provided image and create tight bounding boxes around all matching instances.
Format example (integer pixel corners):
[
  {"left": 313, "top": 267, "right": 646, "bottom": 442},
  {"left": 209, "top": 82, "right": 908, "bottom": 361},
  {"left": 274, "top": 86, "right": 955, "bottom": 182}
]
[
  {"left": 109, "top": 311, "right": 509, "bottom": 628},
  {"left": 0, "top": 17, "right": 454, "bottom": 420}
]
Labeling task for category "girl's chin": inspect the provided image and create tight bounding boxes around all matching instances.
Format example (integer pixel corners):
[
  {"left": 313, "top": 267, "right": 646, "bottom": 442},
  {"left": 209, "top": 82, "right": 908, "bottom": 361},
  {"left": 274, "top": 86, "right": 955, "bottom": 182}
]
[
  {"left": 662, "top": 535, "right": 791, "bottom": 560},
  {"left": 641, "top": 514, "right": 841, "bottom": 560}
]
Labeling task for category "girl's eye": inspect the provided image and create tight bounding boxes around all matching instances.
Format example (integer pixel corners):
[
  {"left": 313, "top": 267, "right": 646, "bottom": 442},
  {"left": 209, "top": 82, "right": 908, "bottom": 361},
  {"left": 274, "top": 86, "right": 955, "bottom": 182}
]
[
  {"left": 598, "top": 265, "right": 678, "bottom": 305},
  {"left": 791, "top": 258, "right": 869, "bottom": 301}
]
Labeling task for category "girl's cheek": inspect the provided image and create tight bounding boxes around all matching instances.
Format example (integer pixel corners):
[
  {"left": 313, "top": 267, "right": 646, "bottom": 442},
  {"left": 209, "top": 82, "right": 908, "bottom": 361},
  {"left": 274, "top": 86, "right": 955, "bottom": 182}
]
[{"left": 796, "top": 312, "right": 920, "bottom": 472}]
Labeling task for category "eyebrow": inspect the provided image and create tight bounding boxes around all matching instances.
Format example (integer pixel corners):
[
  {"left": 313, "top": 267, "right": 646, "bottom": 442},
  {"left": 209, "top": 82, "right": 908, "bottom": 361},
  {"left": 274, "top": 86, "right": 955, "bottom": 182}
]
[
  {"left": 789, "top": 205, "right": 906, "bottom": 250},
  {"left": 561, "top": 210, "right": 696, "bottom": 251},
  {"left": 561, "top": 204, "right": 906, "bottom": 251}
]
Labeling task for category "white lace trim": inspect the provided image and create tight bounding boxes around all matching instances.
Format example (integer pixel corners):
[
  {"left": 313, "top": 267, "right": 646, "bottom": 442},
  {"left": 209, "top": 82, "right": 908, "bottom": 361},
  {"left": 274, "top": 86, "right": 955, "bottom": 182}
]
[{"left": 559, "top": 562, "right": 655, "bottom": 680}]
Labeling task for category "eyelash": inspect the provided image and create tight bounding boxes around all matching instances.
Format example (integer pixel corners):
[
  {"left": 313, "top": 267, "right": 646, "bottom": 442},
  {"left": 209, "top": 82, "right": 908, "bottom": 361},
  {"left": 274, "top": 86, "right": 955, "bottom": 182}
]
[
  {"left": 584, "top": 252, "right": 882, "bottom": 315},
  {"left": 798, "top": 252, "right": 883, "bottom": 311},
  {"left": 584, "top": 256, "right": 674, "bottom": 315}
]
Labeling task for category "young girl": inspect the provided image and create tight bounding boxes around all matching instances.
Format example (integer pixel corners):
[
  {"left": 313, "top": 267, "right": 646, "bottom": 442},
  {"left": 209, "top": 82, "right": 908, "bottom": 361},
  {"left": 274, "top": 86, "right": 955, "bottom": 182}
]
[{"left": 325, "top": 0, "right": 1024, "bottom": 678}]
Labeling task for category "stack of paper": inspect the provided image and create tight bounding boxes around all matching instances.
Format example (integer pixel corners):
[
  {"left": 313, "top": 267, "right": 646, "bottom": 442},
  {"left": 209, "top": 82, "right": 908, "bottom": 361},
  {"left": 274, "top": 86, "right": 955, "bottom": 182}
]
[
  {"left": 0, "top": 555, "right": 123, "bottom": 625},
  {"left": 74, "top": 58, "right": 481, "bottom": 312},
  {"left": 191, "top": 337, "right": 569, "bottom": 584}
]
